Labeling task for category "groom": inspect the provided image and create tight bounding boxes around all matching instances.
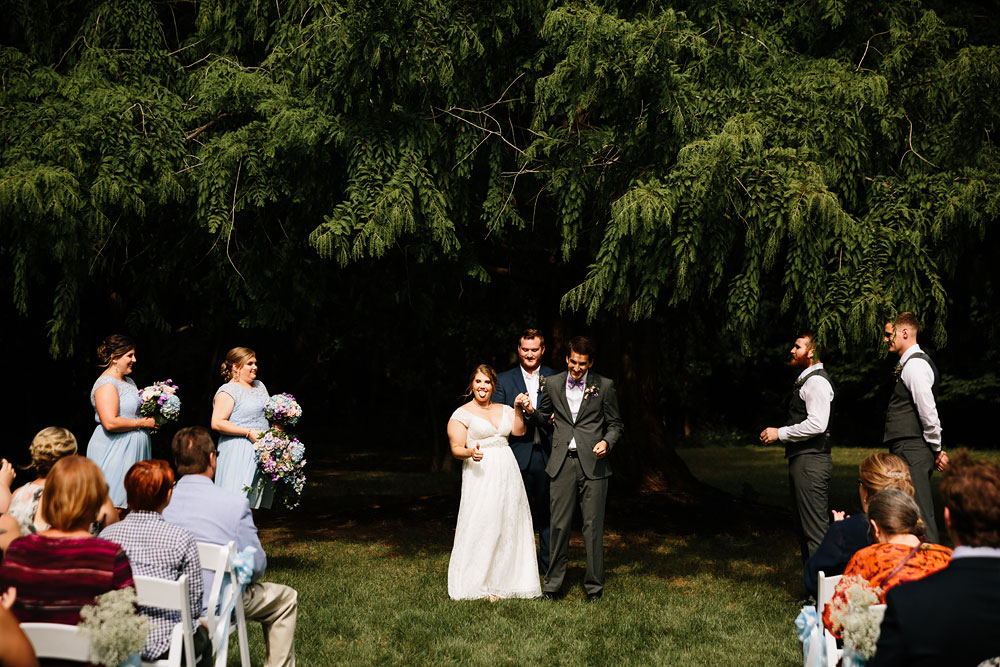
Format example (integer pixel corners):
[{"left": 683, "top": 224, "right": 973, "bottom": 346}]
[
  {"left": 522, "top": 335, "right": 624, "bottom": 601},
  {"left": 494, "top": 328, "right": 555, "bottom": 573}
]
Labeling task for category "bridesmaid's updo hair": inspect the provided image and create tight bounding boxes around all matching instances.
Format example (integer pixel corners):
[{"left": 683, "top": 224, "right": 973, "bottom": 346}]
[
  {"left": 867, "top": 488, "right": 926, "bottom": 541},
  {"left": 220, "top": 347, "right": 256, "bottom": 382},
  {"left": 29, "top": 426, "right": 78, "bottom": 478},
  {"left": 97, "top": 334, "right": 136, "bottom": 367},
  {"left": 465, "top": 364, "right": 498, "bottom": 399},
  {"left": 860, "top": 453, "right": 915, "bottom": 498}
]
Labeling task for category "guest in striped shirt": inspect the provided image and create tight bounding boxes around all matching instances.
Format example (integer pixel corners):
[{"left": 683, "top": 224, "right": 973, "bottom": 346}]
[
  {"left": 101, "top": 460, "right": 211, "bottom": 665},
  {"left": 0, "top": 455, "right": 133, "bottom": 624}
]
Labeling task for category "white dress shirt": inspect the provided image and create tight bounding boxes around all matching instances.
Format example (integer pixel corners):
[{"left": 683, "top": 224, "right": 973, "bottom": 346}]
[
  {"left": 899, "top": 344, "right": 942, "bottom": 449},
  {"left": 778, "top": 363, "right": 833, "bottom": 442},
  {"left": 521, "top": 366, "right": 541, "bottom": 408},
  {"left": 566, "top": 371, "right": 587, "bottom": 451}
]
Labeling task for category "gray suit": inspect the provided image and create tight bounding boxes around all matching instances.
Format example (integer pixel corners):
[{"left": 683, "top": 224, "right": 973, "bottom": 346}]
[{"left": 532, "top": 370, "right": 624, "bottom": 596}]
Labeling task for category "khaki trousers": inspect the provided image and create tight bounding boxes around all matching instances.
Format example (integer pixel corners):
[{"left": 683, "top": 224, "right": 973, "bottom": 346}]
[{"left": 243, "top": 582, "right": 298, "bottom": 667}]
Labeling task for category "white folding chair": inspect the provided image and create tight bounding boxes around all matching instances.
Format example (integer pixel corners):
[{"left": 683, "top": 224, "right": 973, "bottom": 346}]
[
  {"left": 817, "top": 572, "right": 843, "bottom": 667},
  {"left": 135, "top": 574, "right": 202, "bottom": 667},
  {"left": 197, "top": 540, "right": 251, "bottom": 667},
  {"left": 20, "top": 622, "right": 97, "bottom": 663}
]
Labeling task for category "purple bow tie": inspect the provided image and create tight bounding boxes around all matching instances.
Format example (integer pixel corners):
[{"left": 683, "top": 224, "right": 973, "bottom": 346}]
[{"left": 567, "top": 377, "right": 585, "bottom": 390}]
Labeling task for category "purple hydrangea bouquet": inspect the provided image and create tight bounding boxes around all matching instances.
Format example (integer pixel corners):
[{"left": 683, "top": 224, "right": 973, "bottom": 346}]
[
  {"left": 264, "top": 393, "right": 303, "bottom": 428},
  {"left": 254, "top": 430, "right": 306, "bottom": 509},
  {"left": 138, "top": 379, "right": 181, "bottom": 426}
]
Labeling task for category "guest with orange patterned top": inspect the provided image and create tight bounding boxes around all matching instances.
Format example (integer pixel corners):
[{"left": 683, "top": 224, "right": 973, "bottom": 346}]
[{"left": 823, "top": 488, "right": 951, "bottom": 635}]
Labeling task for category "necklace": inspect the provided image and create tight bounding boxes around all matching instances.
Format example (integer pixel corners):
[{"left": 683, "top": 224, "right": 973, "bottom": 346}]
[{"left": 475, "top": 401, "right": 493, "bottom": 411}]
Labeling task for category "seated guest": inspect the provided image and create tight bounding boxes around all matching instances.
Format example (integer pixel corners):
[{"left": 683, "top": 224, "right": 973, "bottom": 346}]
[
  {"left": 1, "top": 458, "right": 14, "bottom": 514},
  {"left": 804, "top": 453, "right": 914, "bottom": 596},
  {"left": 163, "top": 427, "right": 297, "bottom": 667},
  {"left": 823, "top": 488, "right": 951, "bottom": 635},
  {"left": 0, "top": 591, "right": 38, "bottom": 667},
  {"left": 0, "top": 514, "right": 20, "bottom": 554},
  {"left": 0, "top": 455, "right": 134, "bottom": 624},
  {"left": 100, "top": 460, "right": 211, "bottom": 666},
  {"left": 7, "top": 427, "right": 117, "bottom": 536},
  {"left": 872, "top": 451, "right": 1000, "bottom": 666}
]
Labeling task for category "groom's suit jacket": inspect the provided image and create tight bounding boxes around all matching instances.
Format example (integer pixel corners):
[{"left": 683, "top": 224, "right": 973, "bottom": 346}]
[
  {"left": 493, "top": 364, "right": 554, "bottom": 471},
  {"left": 533, "top": 371, "right": 624, "bottom": 479}
]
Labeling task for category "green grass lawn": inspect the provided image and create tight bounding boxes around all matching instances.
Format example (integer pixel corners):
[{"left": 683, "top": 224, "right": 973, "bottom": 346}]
[{"left": 239, "top": 447, "right": 999, "bottom": 666}]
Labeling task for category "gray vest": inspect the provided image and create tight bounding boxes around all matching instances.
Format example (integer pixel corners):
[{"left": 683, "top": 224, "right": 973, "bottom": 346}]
[
  {"left": 784, "top": 367, "right": 834, "bottom": 458},
  {"left": 884, "top": 351, "right": 940, "bottom": 443}
]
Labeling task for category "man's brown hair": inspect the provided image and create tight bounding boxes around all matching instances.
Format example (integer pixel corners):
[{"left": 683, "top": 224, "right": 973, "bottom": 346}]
[
  {"left": 893, "top": 312, "right": 920, "bottom": 332},
  {"left": 519, "top": 328, "right": 545, "bottom": 347},
  {"left": 940, "top": 450, "right": 1000, "bottom": 548},
  {"left": 172, "top": 426, "right": 216, "bottom": 476}
]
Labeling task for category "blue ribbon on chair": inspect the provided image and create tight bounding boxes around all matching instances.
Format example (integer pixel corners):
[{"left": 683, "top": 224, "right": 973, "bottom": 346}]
[
  {"left": 231, "top": 546, "right": 256, "bottom": 585},
  {"left": 215, "top": 547, "right": 256, "bottom": 643},
  {"left": 795, "top": 605, "right": 824, "bottom": 667}
]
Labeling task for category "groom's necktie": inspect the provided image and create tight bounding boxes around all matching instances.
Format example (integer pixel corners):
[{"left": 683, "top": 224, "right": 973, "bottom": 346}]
[{"left": 567, "top": 377, "right": 584, "bottom": 390}]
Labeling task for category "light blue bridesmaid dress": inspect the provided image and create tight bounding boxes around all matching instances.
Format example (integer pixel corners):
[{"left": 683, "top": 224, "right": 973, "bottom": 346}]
[
  {"left": 214, "top": 380, "right": 274, "bottom": 509},
  {"left": 86, "top": 376, "right": 152, "bottom": 508}
]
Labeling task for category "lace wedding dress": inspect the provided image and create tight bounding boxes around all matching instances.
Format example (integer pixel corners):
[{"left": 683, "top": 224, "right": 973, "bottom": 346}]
[{"left": 447, "top": 405, "right": 542, "bottom": 600}]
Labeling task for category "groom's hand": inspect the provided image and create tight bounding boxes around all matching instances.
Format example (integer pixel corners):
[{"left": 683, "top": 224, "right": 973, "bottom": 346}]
[
  {"left": 593, "top": 440, "right": 607, "bottom": 458},
  {"left": 516, "top": 393, "right": 534, "bottom": 415}
]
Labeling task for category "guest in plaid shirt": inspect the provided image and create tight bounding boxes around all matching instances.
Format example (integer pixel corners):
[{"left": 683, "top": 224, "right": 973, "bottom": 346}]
[{"left": 101, "top": 460, "right": 211, "bottom": 665}]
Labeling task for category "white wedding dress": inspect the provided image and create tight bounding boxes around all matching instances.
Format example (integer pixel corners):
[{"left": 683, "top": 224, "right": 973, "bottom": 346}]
[{"left": 447, "top": 405, "right": 542, "bottom": 600}]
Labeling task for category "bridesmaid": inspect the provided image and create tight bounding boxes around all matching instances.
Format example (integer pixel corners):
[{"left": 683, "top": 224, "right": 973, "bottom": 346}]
[
  {"left": 86, "top": 334, "right": 156, "bottom": 510},
  {"left": 211, "top": 346, "right": 273, "bottom": 508}
]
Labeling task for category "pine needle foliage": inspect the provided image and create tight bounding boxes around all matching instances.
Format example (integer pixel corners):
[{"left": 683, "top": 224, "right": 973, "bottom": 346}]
[{"left": 1, "top": 0, "right": 998, "bottom": 356}]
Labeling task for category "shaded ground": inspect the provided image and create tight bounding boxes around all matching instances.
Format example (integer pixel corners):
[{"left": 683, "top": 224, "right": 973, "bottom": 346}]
[{"left": 257, "top": 450, "right": 792, "bottom": 553}]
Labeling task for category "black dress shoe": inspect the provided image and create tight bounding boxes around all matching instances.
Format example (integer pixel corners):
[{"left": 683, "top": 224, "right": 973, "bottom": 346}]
[
  {"left": 586, "top": 592, "right": 602, "bottom": 602},
  {"left": 542, "top": 591, "right": 564, "bottom": 600}
]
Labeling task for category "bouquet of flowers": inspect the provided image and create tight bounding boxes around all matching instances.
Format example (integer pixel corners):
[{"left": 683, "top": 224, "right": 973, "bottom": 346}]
[
  {"left": 138, "top": 379, "right": 181, "bottom": 426},
  {"left": 264, "top": 393, "right": 303, "bottom": 428},
  {"left": 828, "top": 575, "right": 884, "bottom": 663},
  {"left": 78, "top": 587, "right": 149, "bottom": 667},
  {"left": 254, "top": 429, "right": 306, "bottom": 509}
]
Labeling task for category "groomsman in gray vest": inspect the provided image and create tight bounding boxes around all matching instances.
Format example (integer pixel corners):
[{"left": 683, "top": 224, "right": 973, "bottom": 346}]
[
  {"left": 521, "top": 336, "right": 623, "bottom": 601},
  {"left": 882, "top": 312, "right": 948, "bottom": 544},
  {"left": 760, "top": 332, "right": 834, "bottom": 562}
]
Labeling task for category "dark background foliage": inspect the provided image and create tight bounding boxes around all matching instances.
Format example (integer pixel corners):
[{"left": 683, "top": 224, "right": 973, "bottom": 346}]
[{"left": 3, "top": 0, "right": 998, "bottom": 492}]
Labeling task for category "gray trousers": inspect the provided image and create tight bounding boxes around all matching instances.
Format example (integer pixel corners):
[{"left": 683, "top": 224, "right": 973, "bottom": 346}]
[
  {"left": 788, "top": 451, "right": 832, "bottom": 562},
  {"left": 889, "top": 437, "right": 940, "bottom": 544},
  {"left": 545, "top": 455, "right": 608, "bottom": 596}
]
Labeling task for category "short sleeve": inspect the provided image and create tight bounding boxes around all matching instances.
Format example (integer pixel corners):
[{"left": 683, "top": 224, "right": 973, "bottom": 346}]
[
  {"left": 449, "top": 408, "right": 470, "bottom": 427},
  {"left": 214, "top": 383, "right": 236, "bottom": 401}
]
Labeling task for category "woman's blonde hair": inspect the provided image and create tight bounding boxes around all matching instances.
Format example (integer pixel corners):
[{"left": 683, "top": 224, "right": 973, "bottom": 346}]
[
  {"left": 220, "top": 347, "right": 256, "bottom": 382},
  {"left": 39, "top": 455, "right": 108, "bottom": 532},
  {"left": 860, "top": 453, "right": 915, "bottom": 498},
  {"left": 29, "top": 426, "right": 78, "bottom": 478}
]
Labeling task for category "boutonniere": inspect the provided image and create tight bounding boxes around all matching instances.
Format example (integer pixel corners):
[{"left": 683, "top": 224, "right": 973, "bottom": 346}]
[
  {"left": 794, "top": 377, "right": 806, "bottom": 390},
  {"left": 584, "top": 384, "right": 599, "bottom": 399},
  {"left": 539, "top": 374, "right": 547, "bottom": 391},
  {"left": 893, "top": 363, "right": 902, "bottom": 381}
]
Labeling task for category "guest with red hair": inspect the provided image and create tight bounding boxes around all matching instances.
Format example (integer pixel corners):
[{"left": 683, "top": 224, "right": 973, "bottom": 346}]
[
  {"left": 101, "top": 460, "right": 210, "bottom": 665},
  {"left": 0, "top": 455, "right": 133, "bottom": 624}
]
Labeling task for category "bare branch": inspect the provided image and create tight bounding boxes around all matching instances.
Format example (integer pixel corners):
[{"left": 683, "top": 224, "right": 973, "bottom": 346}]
[{"left": 900, "top": 110, "right": 940, "bottom": 169}]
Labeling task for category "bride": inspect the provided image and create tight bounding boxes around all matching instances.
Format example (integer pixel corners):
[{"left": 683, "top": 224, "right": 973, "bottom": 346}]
[{"left": 447, "top": 364, "right": 542, "bottom": 600}]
